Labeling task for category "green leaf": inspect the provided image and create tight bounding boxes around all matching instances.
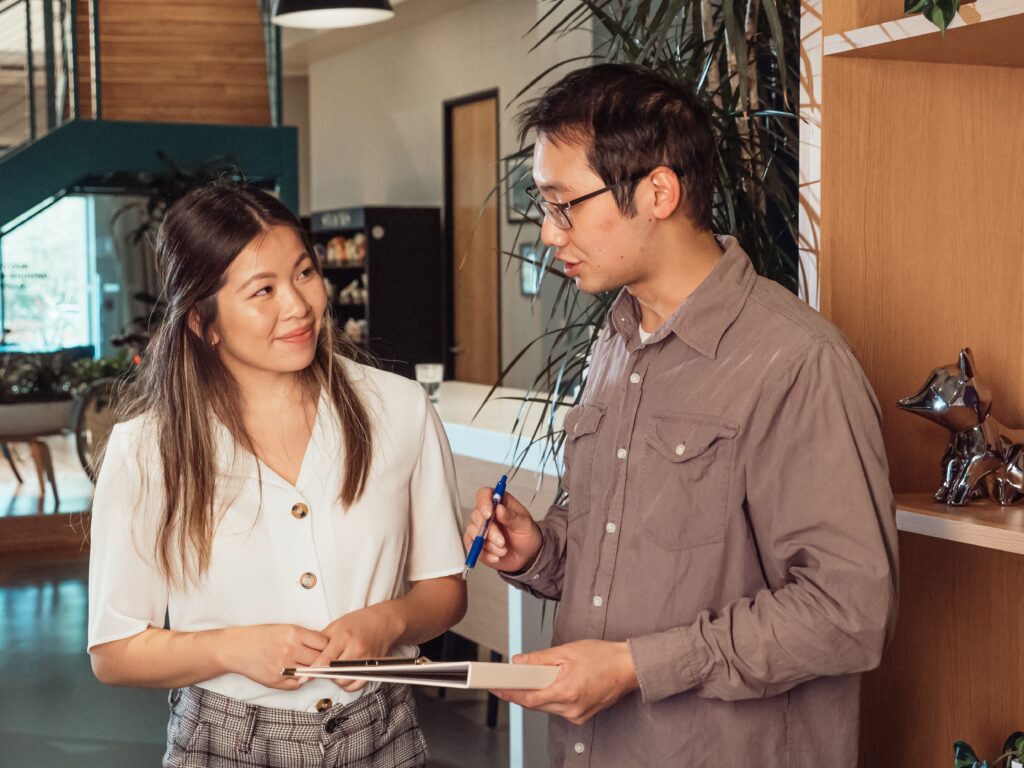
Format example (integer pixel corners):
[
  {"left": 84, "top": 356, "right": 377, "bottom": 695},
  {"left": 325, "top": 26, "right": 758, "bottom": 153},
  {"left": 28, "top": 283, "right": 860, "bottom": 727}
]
[{"left": 905, "top": 0, "right": 928, "bottom": 12}]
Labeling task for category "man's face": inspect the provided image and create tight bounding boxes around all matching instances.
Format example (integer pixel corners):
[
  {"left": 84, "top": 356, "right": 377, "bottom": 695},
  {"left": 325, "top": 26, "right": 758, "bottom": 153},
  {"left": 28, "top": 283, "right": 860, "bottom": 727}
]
[{"left": 532, "top": 136, "right": 652, "bottom": 295}]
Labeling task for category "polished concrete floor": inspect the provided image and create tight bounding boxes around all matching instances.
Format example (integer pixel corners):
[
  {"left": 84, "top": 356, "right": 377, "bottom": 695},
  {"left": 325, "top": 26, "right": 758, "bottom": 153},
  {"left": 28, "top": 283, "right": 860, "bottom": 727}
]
[{"left": 0, "top": 437, "right": 508, "bottom": 768}]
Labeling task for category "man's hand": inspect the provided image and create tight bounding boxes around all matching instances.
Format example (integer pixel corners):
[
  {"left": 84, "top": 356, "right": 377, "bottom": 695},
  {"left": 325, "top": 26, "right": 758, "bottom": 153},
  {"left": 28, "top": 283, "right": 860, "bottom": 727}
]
[
  {"left": 491, "top": 640, "right": 640, "bottom": 725},
  {"left": 462, "top": 487, "right": 542, "bottom": 573}
]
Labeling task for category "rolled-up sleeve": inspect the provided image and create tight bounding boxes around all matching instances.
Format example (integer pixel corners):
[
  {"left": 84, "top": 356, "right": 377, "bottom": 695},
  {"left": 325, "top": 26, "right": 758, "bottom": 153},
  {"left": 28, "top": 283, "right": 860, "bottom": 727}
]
[
  {"left": 87, "top": 422, "right": 168, "bottom": 652},
  {"left": 628, "top": 339, "right": 899, "bottom": 703}
]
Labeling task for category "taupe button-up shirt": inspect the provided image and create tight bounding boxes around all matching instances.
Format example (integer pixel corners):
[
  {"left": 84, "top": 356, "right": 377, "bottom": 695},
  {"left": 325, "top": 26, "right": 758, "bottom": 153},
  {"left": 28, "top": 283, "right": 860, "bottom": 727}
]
[{"left": 505, "top": 237, "right": 898, "bottom": 767}]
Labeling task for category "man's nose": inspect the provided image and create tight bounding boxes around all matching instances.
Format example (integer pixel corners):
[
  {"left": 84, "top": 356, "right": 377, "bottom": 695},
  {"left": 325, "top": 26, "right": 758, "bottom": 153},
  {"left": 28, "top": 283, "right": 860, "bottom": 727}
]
[{"left": 540, "top": 215, "right": 569, "bottom": 248}]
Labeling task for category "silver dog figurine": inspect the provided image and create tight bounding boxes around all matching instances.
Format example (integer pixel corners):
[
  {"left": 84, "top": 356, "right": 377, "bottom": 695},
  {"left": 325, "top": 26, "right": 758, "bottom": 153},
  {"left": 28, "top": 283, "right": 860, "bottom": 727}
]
[{"left": 897, "top": 348, "right": 1024, "bottom": 506}]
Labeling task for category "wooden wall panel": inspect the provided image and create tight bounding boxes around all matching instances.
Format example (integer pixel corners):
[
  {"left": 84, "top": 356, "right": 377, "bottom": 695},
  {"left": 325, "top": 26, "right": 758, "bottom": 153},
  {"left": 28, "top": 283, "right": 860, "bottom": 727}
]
[
  {"left": 95, "top": 0, "right": 270, "bottom": 125},
  {"left": 821, "top": 53, "right": 1024, "bottom": 768},
  {"left": 860, "top": 533, "right": 1024, "bottom": 763},
  {"left": 75, "top": 0, "right": 92, "bottom": 119},
  {"left": 821, "top": 57, "right": 1024, "bottom": 495}
]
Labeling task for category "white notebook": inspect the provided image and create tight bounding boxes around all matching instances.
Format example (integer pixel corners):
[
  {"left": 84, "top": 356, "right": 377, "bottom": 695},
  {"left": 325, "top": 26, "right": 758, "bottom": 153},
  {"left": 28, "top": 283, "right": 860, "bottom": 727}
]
[{"left": 283, "top": 661, "right": 559, "bottom": 690}]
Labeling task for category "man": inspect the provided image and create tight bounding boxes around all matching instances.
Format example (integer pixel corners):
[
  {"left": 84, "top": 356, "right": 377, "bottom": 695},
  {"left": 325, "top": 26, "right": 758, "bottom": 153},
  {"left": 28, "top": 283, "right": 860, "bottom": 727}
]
[{"left": 463, "top": 64, "right": 898, "bottom": 767}]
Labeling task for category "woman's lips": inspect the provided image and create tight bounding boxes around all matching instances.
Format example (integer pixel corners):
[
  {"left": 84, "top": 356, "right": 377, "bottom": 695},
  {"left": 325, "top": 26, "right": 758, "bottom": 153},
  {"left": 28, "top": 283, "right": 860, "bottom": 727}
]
[{"left": 278, "top": 325, "right": 314, "bottom": 343}]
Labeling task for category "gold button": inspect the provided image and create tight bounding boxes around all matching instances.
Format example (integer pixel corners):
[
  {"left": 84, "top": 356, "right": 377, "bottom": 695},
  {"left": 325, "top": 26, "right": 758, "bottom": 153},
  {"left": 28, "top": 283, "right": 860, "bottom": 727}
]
[
  {"left": 300, "top": 572, "right": 317, "bottom": 589},
  {"left": 291, "top": 503, "right": 309, "bottom": 519},
  {"left": 316, "top": 698, "right": 333, "bottom": 713}
]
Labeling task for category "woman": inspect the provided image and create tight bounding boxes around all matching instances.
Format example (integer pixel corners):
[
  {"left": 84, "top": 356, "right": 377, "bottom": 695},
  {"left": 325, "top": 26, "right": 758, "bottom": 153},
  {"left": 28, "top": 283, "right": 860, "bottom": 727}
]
[{"left": 87, "top": 183, "right": 467, "bottom": 768}]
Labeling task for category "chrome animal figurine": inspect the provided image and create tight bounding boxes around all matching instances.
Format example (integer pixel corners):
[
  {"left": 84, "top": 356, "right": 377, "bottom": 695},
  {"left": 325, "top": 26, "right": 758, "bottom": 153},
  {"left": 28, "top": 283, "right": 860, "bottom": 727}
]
[{"left": 897, "top": 348, "right": 1024, "bottom": 506}]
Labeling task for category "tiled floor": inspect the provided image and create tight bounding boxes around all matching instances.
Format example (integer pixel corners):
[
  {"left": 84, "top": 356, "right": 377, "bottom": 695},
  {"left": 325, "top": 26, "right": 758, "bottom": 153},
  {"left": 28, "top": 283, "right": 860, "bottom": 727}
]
[{"left": 0, "top": 437, "right": 508, "bottom": 768}]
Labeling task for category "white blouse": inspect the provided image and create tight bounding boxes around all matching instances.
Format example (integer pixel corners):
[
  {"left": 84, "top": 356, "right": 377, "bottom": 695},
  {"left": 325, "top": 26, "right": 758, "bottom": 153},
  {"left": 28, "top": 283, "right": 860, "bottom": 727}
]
[{"left": 87, "top": 361, "right": 466, "bottom": 711}]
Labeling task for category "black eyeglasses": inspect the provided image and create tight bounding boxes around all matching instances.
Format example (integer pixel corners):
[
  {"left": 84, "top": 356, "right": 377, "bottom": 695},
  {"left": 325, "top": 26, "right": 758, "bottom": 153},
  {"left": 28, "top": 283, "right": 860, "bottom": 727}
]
[{"left": 525, "top": 171, "right": 659, "bottom": 230}]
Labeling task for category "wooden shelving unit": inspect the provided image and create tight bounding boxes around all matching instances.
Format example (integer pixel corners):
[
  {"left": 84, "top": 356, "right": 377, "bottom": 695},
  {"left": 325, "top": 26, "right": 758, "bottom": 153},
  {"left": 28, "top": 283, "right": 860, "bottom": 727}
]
[
  {"left": 825, "top": 1, "right": 1024, "bottom": 67},
  {"left": 896, "top": 493, "right": 1024, "bottom": 555},
  {"left": 818, "top": 0, "right": 1024, "bottom": 762}
]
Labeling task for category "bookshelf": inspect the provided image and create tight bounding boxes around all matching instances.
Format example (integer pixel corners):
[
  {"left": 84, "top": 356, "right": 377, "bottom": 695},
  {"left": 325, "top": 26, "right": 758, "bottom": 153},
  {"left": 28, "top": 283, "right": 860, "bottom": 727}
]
[{"left": 818, "top": 0, "right": 1024, "bottom": 762}]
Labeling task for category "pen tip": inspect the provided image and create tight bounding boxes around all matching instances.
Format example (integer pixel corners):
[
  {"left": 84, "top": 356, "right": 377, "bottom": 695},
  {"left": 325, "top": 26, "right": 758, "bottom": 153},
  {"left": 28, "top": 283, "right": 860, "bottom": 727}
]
[{"left": 461, "top": 566, "right": 470, "bottom": 580}]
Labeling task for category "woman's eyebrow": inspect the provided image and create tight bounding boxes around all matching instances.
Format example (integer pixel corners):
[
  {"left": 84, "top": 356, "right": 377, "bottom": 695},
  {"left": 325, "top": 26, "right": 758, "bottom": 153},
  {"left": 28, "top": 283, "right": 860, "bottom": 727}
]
[{"left": 237, "top": 254, "right": 308, "bottom": 292}]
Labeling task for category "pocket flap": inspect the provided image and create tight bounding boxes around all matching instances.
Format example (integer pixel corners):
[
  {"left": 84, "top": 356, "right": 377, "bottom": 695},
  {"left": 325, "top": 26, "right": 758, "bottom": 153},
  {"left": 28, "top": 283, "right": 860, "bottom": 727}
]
[
  {"left": 564, "top": 403, "right": 605, "bottom": 441},
  {"left": 646, "top": 413, "right": 738, "bottom": 462}
]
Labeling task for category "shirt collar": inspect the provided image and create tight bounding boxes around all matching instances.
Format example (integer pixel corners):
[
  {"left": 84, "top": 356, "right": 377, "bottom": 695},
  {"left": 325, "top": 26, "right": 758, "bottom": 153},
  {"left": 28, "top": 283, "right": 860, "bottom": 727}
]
[{"left": 608, "top": 235, "right": 757, "bottom": 359}]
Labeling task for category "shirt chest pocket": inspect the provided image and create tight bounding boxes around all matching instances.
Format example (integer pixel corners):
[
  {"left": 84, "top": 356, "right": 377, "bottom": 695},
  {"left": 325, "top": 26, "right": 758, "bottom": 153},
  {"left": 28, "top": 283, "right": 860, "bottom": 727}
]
[
  {"left": 639, "top": 412, "right": 738, "bottom": 550},
  {"left": 562, "top": 403, "right": 605, "bottom": 519}
]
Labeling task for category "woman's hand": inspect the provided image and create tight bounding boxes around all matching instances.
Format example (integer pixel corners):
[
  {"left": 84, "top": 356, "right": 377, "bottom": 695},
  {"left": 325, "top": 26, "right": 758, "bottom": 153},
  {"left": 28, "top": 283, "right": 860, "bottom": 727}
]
[
  {"left": 462, "top": 487, "right": 543, "bottom": 574},
  {"left": 311, "top": 605, "right": 407, "bottom": 691},
  {"left": 222, "top": 624, "right": 330, "bottom": 690}
]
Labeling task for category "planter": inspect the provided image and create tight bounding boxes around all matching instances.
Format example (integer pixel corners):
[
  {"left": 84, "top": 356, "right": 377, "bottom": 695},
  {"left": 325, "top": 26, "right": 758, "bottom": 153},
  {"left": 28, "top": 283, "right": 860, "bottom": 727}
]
[{"left": 0, "top": 400, "right": 74, "bottom": 438}]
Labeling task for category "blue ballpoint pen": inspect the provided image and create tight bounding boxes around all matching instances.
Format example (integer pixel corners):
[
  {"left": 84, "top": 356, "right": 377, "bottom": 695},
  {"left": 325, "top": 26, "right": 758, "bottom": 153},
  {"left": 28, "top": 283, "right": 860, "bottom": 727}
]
[{"left": 462, "top": 474, "right": 508, "bottom": 579}]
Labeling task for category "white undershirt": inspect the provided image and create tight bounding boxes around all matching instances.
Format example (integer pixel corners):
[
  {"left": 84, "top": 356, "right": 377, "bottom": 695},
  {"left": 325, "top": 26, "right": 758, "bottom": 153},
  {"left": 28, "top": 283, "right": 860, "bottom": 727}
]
[
  {"left": 638, "top": 326, "right": 655, "bottom": 344},
  {"left": 88, "top": 360, "right": 466, "bottom": 712}
]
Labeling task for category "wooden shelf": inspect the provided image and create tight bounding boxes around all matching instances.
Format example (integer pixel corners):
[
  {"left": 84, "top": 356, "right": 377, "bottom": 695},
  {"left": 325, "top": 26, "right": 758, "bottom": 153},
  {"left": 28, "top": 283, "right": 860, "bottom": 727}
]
[
  {"left": 825, "top": 1, "right": 1024, "bottom": 68},
  {"left": 895, "top": 493, "right": 1024, "bottom": 555}
]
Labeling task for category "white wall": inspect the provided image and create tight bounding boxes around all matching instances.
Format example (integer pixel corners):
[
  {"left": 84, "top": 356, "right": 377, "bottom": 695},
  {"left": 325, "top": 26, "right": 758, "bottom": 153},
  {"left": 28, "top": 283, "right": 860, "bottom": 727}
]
[
  {"left": 305, "top": 0, "right": 592, "bottom": 388},
  {"left": 282, "top": 75, "right": 313, "bottom": 217}
]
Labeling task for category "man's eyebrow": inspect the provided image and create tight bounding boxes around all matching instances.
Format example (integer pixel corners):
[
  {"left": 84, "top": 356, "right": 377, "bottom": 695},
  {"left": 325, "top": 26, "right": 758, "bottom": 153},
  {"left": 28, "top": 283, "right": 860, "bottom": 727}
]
[
  {"left": 237, "top": 253, "right": 309, "bottom": 292},
  {"left": 537, "top": 182, "right": 569, "bottom": 195}
]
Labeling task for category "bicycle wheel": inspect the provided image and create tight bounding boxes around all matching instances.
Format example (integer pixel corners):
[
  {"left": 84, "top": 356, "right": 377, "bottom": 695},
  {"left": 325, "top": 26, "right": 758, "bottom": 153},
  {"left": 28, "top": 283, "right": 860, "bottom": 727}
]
[{"left": 73, "top": 378, "right": 119, "bottom": 482}]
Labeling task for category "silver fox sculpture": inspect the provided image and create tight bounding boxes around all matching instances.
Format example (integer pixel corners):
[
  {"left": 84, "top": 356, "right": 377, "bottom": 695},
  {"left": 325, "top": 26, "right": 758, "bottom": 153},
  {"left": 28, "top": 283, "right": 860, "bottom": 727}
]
[{"left": 898, "top": 348, "right": 1024, "bottom": 506}]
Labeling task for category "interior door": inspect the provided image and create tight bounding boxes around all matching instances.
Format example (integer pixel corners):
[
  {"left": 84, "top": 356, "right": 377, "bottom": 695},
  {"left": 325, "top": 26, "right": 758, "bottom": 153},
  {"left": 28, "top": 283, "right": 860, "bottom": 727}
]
[{"left": 445, "top": 92, "right": 500, "bottom": 385}]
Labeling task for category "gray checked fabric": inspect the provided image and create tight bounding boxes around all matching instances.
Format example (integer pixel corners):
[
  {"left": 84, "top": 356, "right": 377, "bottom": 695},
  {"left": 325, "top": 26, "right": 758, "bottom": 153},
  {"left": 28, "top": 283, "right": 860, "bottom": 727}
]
[{"left": 163, "top": 684, "right": 427, "bottom": 768}]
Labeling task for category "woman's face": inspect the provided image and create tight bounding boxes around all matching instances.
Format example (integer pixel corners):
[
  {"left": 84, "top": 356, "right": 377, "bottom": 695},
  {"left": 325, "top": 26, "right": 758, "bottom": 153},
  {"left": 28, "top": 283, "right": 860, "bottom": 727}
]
[{"left": 209, "top": 224, "right": 327, "bottom": 380}]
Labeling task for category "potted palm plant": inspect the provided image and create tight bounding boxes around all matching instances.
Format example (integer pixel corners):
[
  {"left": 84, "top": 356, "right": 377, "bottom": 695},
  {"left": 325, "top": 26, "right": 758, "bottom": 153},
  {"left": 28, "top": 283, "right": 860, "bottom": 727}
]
[{"left": 492, "top": 0, "right": 798, "bottom": 474}]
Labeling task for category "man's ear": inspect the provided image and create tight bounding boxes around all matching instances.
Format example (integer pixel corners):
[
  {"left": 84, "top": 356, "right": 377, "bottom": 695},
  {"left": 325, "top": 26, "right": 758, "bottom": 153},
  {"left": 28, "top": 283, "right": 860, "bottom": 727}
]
[
  {"left": 647, "top": 166, "right": 684, "bottom": 221},
  {"left": 188, "top": 310, "right": 218, "bottom": 346}
]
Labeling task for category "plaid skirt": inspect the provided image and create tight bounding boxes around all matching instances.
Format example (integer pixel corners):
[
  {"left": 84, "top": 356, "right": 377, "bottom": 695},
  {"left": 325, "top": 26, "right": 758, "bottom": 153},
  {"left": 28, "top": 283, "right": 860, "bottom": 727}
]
[{"left": 163, "top": 684, "right": 427, "bottom": 768}]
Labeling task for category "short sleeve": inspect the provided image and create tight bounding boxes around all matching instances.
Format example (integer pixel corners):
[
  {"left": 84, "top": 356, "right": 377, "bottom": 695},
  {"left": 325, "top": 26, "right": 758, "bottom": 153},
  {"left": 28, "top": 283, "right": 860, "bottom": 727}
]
[
  {"left": 87, "top": 421, "right": 169, "bottom": 651},
  {"left": 404, "top": 392, "right": 466, "bottom": 581}
]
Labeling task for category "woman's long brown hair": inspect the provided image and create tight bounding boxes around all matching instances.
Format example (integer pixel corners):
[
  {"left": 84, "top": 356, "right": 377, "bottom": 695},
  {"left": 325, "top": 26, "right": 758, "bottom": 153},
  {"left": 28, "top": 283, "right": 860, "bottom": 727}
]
[{"left": 116, "top": 183, "right": 373, "bottom": 586}]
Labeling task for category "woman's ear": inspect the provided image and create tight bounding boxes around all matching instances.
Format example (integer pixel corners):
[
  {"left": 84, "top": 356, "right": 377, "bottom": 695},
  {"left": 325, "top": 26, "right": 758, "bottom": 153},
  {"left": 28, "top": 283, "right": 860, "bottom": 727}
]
[
  {"left": 647, "top": 166, "right": 684, "bottom": 221},
  {"left": 187, "top": 310, "right": 219, "bottom": 346}
]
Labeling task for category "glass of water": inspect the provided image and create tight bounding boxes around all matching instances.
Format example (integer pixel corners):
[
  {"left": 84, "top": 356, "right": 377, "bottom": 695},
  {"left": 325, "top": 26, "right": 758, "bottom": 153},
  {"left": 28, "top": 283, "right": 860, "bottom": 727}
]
[{"left": 414, "top": 363, "right": 444, "bottom": 404}]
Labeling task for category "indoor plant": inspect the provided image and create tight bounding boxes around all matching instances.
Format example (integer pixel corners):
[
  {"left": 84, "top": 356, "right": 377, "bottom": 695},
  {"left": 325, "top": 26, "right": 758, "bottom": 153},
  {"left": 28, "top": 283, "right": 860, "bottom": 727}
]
[{"left": 492, "top": 0, "right": 799, "bottom": 474}]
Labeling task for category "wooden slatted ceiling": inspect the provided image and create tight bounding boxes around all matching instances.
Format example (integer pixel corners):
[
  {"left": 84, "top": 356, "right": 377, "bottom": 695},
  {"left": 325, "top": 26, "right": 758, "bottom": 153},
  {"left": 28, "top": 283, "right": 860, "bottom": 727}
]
[{"left": 77, "top": 0, "right": 270, "bottom": 126}]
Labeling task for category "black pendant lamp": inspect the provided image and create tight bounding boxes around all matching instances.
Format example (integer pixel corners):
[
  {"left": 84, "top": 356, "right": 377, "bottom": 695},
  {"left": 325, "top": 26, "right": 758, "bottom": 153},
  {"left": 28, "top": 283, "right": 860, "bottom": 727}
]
[{"left": 271, "top": 0, "right": 395, "bottom": 29}]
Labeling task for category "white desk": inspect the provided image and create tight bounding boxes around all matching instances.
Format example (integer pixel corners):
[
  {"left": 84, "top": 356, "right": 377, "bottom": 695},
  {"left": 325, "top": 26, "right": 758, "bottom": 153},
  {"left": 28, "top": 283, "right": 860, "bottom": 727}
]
[{"left": 436, "top": 381, "right": 565, "bottom": 768}]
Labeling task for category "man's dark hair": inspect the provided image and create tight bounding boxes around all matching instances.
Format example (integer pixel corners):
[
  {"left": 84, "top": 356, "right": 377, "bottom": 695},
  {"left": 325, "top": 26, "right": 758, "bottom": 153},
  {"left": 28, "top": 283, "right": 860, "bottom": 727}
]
[{"left": 517, "top": 63, "right": 715, "bottom": 231}]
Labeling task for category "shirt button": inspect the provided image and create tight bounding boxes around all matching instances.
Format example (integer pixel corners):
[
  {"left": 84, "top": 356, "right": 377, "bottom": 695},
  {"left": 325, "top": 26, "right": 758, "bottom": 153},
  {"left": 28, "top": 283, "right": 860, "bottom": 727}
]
[
  {"left": 316, "top": 698, "right": 333, "bottom": 713},
  {"left": 592, "top": 595, "right": 603, "bottom": 607},
  {"left": 574, "top": 742, "right": 585, "bottom": 754},
  {"left": 616, "top": 448, "right": 627, "bottom": 460},
  {"left": 675, "top": 443, "right": 686, "bottom": 456},
  {"left": 300, "top": 572, "right": 318, "bottom": 589},
  {"left": 605, "top": 522, "right": 616, "bottom": 534},
  {"left": 629, "top": 373, "right": 640, "bottom": 384},
  {"left": 291, "top": 502, "right": 309, "bottom": 519}
]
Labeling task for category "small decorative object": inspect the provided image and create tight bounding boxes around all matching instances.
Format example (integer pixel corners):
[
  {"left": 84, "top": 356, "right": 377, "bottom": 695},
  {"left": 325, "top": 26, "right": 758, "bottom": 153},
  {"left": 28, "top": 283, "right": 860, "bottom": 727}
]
[
  {"left": 519, "top": 244, "right": 543, "bottom": 297},
  {"left": 505, "top": 153, "right": 537, "bottom": 224},
  {"left": 953, "top": 731, "right": 1023, "bottom": 768},
  {"left": 897, "top": 348, "right": 1024, "bottom": 506}
]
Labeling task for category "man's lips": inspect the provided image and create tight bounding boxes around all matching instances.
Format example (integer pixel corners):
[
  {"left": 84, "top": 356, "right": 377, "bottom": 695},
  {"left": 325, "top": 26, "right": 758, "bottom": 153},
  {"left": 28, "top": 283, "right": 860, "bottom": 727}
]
[{"left": 277, "top": 324, "right": 314, "bottom": 343}]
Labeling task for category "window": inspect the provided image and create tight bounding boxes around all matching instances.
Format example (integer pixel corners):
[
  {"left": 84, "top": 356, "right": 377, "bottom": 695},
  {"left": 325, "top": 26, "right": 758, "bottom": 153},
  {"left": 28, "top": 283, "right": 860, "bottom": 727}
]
[{"left": 0, "top": 196, "right": 95, "bottom": 351}]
